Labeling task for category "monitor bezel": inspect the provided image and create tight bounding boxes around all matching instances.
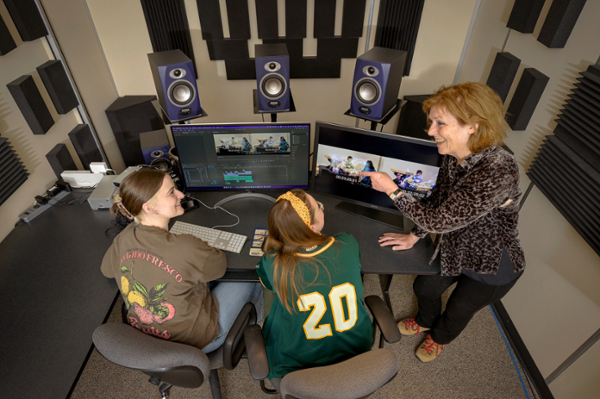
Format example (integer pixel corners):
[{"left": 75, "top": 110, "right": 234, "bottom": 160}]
[
  {"left": 170, "top": 121, "right": 312, "bottom": 192},
  {"left": 310, "top": 121, "right": 441, "bottom": 216}
]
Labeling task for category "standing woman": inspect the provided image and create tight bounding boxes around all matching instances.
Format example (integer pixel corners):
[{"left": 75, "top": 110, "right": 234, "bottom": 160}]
[
  {"left": 256, "top": 190, "right": 373, "bottom": 385},
  {"left": 101, "top": 168, "right": 263, "bottom": 353},
  {"left": 359, "top": 82, "right": 525, "bottom": 362}
]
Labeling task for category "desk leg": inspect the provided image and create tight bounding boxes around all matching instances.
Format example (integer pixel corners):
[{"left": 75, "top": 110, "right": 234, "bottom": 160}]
[{"left": 379, "top": 274, "right": 393, "bottom": 313}]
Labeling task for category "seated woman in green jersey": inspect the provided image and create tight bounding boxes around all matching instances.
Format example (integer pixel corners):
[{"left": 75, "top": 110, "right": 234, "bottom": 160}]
[{"left": 256, "top": 190, "right": 373, "bottom": 384}]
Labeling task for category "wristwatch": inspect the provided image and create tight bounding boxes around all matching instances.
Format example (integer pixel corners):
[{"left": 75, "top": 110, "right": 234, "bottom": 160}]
[{"left": 389, "top": 188, "right": 402, "bottom": 201}]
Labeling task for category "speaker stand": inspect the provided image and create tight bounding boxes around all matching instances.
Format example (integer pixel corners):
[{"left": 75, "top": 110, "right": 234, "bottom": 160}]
[
  {"left": 345, "top": 99, "right": 401, "bottom": 131},
  {"left": 159, "top": 107, "right": 208, "bottom": 125},
  {"left": 253, "top": 89, "right": 296, "bottom": 122}
]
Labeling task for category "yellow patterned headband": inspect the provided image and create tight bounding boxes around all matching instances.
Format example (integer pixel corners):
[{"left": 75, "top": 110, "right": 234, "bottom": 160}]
[{"left": 276, "top": 192, "right": 311, "bottom": 227}]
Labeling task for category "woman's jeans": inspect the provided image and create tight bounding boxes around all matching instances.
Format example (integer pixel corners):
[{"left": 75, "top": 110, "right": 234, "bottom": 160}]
[
  {"left": 202, "top": 282, "right": 264, "bottom": 353},
  {"left": 413, "top": 273, "right": 518, "bottom": 345}
]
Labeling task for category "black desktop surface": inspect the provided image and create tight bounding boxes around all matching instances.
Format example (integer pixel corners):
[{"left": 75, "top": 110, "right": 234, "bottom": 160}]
[{"left": 1, "top": 188, "right": 439, "bottom": 398}]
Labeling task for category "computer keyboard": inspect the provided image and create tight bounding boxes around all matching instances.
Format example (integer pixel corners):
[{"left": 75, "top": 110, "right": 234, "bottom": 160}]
[{"left": 170, "top": 221, "right": 248, "bottom": 253}]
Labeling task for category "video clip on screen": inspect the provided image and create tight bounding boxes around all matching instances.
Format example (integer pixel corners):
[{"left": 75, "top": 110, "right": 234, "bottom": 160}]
[
  {"left": 170, "top": 122, "right": 311, "bottom": 194},
  {"left": 311, "top": 121, "right": 442, "bottom": 230}
]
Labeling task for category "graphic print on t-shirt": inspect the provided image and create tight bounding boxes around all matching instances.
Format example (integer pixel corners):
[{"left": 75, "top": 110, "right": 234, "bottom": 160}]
[{"left": 121, "top": 262, "right": 176, "bottom": 326}]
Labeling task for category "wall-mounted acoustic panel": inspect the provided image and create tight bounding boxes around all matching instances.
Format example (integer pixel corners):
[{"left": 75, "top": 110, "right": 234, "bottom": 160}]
[
  {"left": 507, "top": 0, "right": 546, "bottom": 33},
  {"left": 46, "top": 143, "right": 76, "bottom": 179},
  {"left": 552, "top": 63, "right": 600, "bottom": 171},
  {"left": 105, "top": 96, "right": 164, "bottom": 167},
  {"left": 396, "top": 95, "right": 431, "bottom": 141},
  {"left": 374, "top": 0, "right": 425, "bottom": 76},
  {"left": 140, "top": 0, "right": 197, "bottom": 78},
  {"left": 195, "top": 0, "right": 366, "bottom": 80},
  {"left": 0, "top": 13, "right": 16, "bottom": 55},
  {"left": 486, "top": 52, "right": 521, "bottom": 102},
  {"left": 0, "top": 136, "right": 28, "bottom": 206},
  {"left": 2, "top": 0, "right": 48, "bottom": 41},
  {"left": 537, "top": 0, "right": 587, "bottom": 48},
  {"left": 7, "top": 75, "right": 54, "bottom": 135},
  {"left": 36, "top": 60, "right": 79, "bottom": 115},
  {"left": 68, "top": 124, "right": 103, "bottom": 170},
  {"left": 506, "top": 68, "right": 549, "bottom": 130},
  {"left": 528, "top": 135, "right": 600, "bottom": 256}
]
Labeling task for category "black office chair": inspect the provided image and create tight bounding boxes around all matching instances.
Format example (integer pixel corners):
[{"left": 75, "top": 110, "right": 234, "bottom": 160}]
[
  {"left": 92, "top": 302, "right": 257, "bottom": 399},
  {"left": 244, "top": 295, "right": 401, "bottom": 399}
]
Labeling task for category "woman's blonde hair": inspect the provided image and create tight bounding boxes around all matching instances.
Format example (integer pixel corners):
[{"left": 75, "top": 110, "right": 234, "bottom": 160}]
[
  {"left": 263, "top": 189, "right": 330, "bottom": 313},
  {"left": 110, "top": 168, "right": 166, "bottom": 222},
  {"left": 423, "top": 82, "right": 508, "bottom": 153}
]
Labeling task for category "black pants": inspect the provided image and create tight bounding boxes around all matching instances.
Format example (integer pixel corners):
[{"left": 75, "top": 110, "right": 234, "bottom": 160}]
[{"left": 413, "top": 273, "right": 519, "bottom": 345}]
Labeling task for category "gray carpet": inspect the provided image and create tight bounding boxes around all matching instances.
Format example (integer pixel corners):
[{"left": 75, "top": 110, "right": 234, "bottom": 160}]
[{"left": 71, "top": 274, "right": 534, "bottom": 398}]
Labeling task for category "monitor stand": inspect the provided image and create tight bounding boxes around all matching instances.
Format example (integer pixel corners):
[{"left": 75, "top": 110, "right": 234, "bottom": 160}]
[
  {"left": 335, "top": 201, "right": 406, "bottom": 231},
  {"left": 214, "top": 192, "right": 276, "bottom": 208}
]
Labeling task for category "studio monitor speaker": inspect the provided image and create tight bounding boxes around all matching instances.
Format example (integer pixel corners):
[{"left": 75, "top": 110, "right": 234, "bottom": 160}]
[
  {"left": 148, "top": 50, "right": 202, "bottom": 122},
  {"left": 255, "top": 43, "right": 290, "bottom": 112},
  {"left": 350, "top": 47, "right": 406, "bottom": 121}
]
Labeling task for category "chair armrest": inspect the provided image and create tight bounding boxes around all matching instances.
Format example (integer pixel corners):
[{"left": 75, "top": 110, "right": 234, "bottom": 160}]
[
  {"left": 244, "top": 324, "right": 270, "bottom": 380},
  {"left": 365, "top": 295, "right": 401, "bottom": 344},
  {"left": 223, "top": 302, "right": 257, "bottom": 370}
]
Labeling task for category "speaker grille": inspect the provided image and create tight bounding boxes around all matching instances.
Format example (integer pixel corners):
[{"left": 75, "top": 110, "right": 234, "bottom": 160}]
[
  {"left": 262, "top": 75, "right": 285, "bottom": 98},
  {"left": 169, "top": 81, "right": 195, "bottom": 105},
  {"left": 355, "top": 78, "right": 380, "bottom": 105}
]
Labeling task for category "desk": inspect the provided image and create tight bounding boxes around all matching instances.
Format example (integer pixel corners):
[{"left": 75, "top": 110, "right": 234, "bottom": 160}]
[
  {"left": 0, "top": 188, "right": 438, "bottom": 398},
  {"left": 181, "top": 191, "right": 440, "bottom": 308}
]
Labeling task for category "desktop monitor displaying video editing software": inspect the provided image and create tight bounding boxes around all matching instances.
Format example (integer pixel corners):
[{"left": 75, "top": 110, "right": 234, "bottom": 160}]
[
  {"left": 311, "top": 121, "right": 442, "bottom": 229},
  {"left": 170, "top": 122, "right": 311, "bottom": 191}
]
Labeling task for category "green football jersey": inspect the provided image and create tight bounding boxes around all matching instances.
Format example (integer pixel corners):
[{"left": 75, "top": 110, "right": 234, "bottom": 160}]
[{"left": 256, "top": 233, "right": 374, "bottom": 379}]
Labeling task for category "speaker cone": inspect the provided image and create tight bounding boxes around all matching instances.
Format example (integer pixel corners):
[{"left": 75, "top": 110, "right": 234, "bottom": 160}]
[
  {"left": 169, "top": 81, "right": 195, "bottom": 106},
  {"left": 356, "top": 80, "right": 379, "bottom": 104},
  {"left": 261, "top": 74, "right": 286, "bottom": 99}
]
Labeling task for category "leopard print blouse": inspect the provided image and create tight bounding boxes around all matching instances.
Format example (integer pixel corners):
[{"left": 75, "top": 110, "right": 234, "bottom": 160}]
[{"left": 393, "top": 145, "right": 526, "bottom": 276}]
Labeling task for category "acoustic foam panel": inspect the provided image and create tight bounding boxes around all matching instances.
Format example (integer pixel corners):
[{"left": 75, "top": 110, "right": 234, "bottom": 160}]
[
  {"left": 7, "top": 74, "right": 54, "bottom": 135},
  {"left": 140, "top": 0, "right": 197, "bottom": 78},
  {"left": 506, "top": 0, "right": 546, "bottom": 34},
  {"left": 68, "top": 124, "right": 103, "bottom": 169},
  {"left": 105, "top": 96, "right": 164, "bottom": 167},
  {"left": 195, "top": 0, "right": 364, "bottom": 80},
  {"left": 46, "top": 143, "right": 77, "bottom": 179},
  {"left": 396, "top": 95, "right": 431, "bottom": 141},
  {"left": 486, "top": 52, "right": 521, "bottom": 102},
  {"left": 2, "top": 0, "right": 48, "bottom": 41},
  {"left": 506, "top": 68, "right": 549, "bottom": 130},
  {"left": 0, "top": 13, "right": 16, "bottom": 55},
  {"left": 0, "top": 136, "right": 28, "bottom": 207},
  {"left": 36, "top": 60, "right": 79, "bottom": 115},
  {"left": 537, "top": 0, "right": 587, "bottom": 48},
  {"left": 528, "top": 135, "right": 600, "bottom": 255},
  {"left": 375, "top": 0, "right": 425, "bottom": 76}
]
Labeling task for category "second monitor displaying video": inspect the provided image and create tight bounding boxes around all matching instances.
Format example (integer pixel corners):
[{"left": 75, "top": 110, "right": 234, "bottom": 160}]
[{"left": 315, "top": 144, "right": 439, "bottom": 199}]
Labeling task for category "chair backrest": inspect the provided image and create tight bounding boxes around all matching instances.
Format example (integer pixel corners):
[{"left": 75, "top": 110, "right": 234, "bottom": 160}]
[
  {"left": 279, "top": 348, "right": 399, "bottom": 399},
  {"left": 92, "top": 323, "right": 211, "bottom": 389}
]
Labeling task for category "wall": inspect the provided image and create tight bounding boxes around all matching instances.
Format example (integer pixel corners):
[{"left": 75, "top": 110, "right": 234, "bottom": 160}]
[
  {"left": 83, "top": 0, "right": 477, "bottom": 138},
  {"left": 457, "top": 0, "right": 600, "bottom": 397},
  {"left": 0, "top": 1, "right": 83, "bottom": 243}
]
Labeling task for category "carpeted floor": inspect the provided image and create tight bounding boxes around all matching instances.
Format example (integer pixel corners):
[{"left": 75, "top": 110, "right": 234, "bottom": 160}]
[{"left": 71, "top": 273, "right": 535, "bottom": 399}]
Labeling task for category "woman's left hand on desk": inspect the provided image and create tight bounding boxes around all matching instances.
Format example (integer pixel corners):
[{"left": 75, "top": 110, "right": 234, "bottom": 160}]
[{"left": 378, "top": 232, "right": 419, "bottom": 251}]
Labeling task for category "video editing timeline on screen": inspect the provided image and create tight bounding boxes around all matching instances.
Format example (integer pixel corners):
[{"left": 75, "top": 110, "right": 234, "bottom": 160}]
[{"left": 171, "top": 123, "right": 310, "bottom": 190}]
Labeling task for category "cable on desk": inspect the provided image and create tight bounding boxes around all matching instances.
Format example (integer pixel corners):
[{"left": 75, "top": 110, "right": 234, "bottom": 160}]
[{"left": 189, "top": 197, "right": 241, "bottom": 229}]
